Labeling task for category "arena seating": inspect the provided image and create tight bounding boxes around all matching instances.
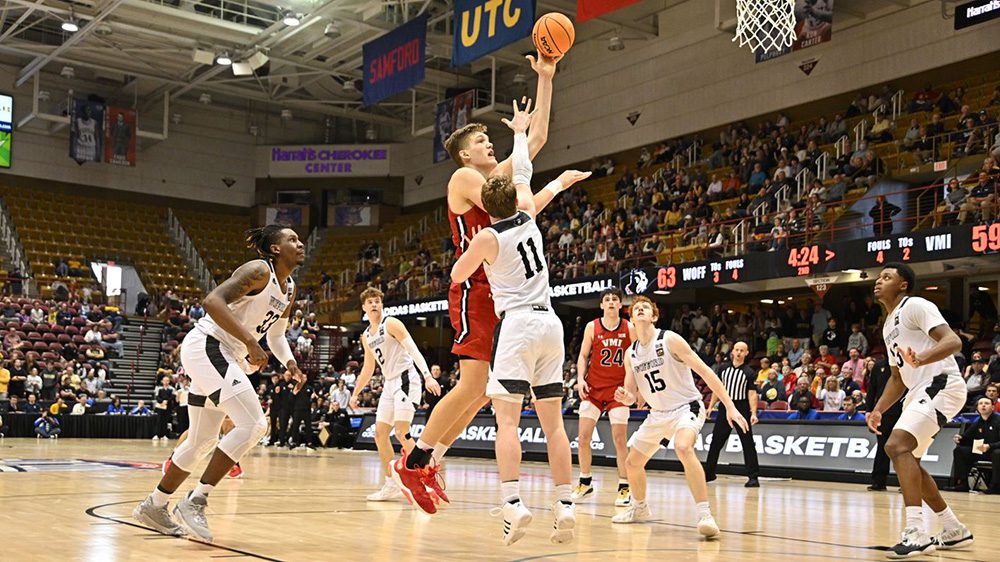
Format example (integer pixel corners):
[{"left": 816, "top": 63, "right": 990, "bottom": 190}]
[{"left": 171, "top": 209, "right": 254, "bottom": 283}]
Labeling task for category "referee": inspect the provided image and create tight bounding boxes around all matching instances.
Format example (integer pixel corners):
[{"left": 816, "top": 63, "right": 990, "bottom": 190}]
[{"left": 703, "top": 341, "right": 760, "bottom": 487}]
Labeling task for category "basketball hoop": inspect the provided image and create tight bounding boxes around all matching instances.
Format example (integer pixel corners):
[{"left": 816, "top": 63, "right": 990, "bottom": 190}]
[{"left": 732, "top": 0, "right": 797, "bottom": 55}]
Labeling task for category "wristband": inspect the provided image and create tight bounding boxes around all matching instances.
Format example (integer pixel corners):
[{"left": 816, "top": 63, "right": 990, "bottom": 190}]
[{"left": 544, "top": 180, "right": 563, "bottom": 196}]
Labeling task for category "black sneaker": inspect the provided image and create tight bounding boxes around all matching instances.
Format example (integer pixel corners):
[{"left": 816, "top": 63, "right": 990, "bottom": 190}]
[
  {"left": 705, "top": 474, "right": 717, "bottom": 483},
  {"left": 745, "top": 478, "right": 760, "bottom": 488},
  {"left": 867, "top": 484, "right": 887, "bottom": 491},
  {"left": 886, "top": 527, "right": 936, "bottom": 559}
]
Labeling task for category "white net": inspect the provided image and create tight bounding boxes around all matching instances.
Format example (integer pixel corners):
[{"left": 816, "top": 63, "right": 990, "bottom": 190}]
[{"left": 732, "top": 0, "right": 797, "bottom": 55}]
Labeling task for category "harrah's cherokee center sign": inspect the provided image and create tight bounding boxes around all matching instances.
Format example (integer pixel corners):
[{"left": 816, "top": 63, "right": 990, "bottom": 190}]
[{"left": 256, "top": 144, "right": 391, "bottom": 178}]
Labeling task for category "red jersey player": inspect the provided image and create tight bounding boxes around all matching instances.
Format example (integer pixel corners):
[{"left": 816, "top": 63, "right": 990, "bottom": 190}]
[
  {"left": 391, "top": 53, "right": 571, "bottom": 514},
  {"left": 573, "top": 288, "right": 635, "bottom": 506}
]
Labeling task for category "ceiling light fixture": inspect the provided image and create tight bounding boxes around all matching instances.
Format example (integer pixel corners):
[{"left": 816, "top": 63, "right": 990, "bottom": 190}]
[
  {"left": 62, "top": 10, "right": 79, "bottom": 33},
  {"left": 323, "top": 22, "right": 342, "bottom": 39},
  {"left": 216, "top": 51, "right": 232, "bottom": 66},
  {"left": 199, "top": 93, "right": 212, "bottom": 105},
  {"left": 653, "top": 290, "right": 670, "bottom": 295},
  {"left": 282, "top": 11, "right": 301, "bottom": 26},
  {"left": 342, "top": 78, "right": 356, "bottom": 92},
  {"left": 512, "top": 73, "right": 527, "bottom": 87},
  {"left": 608, "top": 36, "right": 625, "bottom": 51},
  {"left": 760, "top": 298, "right": 774, "bottom": 304},
  {"left": 280, "top": 108, "right": 293, "bottom": 120}
]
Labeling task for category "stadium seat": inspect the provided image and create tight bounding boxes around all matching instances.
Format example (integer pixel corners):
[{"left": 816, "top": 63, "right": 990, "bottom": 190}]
[{"left": 768, "top": 401, "right": 789, "bottom": 411}]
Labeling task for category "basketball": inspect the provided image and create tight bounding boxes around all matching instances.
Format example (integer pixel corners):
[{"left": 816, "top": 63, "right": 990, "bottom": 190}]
[{"left": 532, "top": 12, "right": 575, "bottom": 58}]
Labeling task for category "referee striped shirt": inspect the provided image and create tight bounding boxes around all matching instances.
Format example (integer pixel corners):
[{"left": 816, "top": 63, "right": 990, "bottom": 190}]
[{"left": 714, "top": 361, "right": 756, "bottom": 402}]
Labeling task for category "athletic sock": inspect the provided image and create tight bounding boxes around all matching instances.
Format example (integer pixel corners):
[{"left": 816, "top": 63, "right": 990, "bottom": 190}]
[
  {"left": 407, "top": 444, "right": 432, "bottom": 469},
  {"left": 695, "top": 501, "right": 711, "bottom": 519},
  {"left": 432, "top": 444, "right": 449, "bottom": 464},
  {"left": 935, "top": 506, "right": 961, "bottom": 531},
  {"left": 555, "top": 484, "right": 573, "bottom": 503},
  {"left": 501, "top": 480, "right": 520, "bottom": 504},
  {"left": 618, "top": 478, "right": 629, "bottom": 489},
  {"left": 579, "top": 474, "right": 592, "bottom": 486},
  {"left": 191, "top": 481, "right": 214, "bottom": 501},
  {"left": 904, "top": 506, "right": 924, "bottom": 532},
  {"left": 151, "top": 485, "right": 171, "bottom": 507}
]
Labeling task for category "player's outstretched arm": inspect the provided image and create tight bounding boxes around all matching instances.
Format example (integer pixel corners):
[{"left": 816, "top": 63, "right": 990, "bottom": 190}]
[
  {"left": 203, "top": 260, "right": 271, "bottom": 370},
  {"left": 493, "top": 53, "right": 559, "bottom": 179},
  {"left": 532, "top": 169, "right": 593, "bottom": 215},
  {"left": 451, "top": 230, "right": 499, "bottom": 284},
  {"left": 350, "top": 338, "right": 377, "bottom": 410},
  {"left": 503, "top": 101, "right": 538, "bottom": 217},
  {"left": 667, "top": 331, "right": 748, "bottom": 431},
  {"left": 576, "top": 322, "right": 595, "bottom": 399},
  {"left": 385, "top": 318, "right": 435, "bottom": 392}
]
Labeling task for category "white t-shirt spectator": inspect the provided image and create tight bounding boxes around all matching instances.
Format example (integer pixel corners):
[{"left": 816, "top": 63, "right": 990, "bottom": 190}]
[
  {"left": 85, "top": 328, "right": 102, "bottom": 344},
  {"left": 71, "top": 402, "right": 87, "bottom": 415},
  {"left": 557, "top": 231, "right": 574, "bottom": 249},
  {"left": 707, "top": 179, "right": 723, "bottom": 197},
  {"left": 818, "top": 388, "right": 846, "bottom": 410},
  {"left": 331, "top": 386, "right": 351, "bottom": 409}
]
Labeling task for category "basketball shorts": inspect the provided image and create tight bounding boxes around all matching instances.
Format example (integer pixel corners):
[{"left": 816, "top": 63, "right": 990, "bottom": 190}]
[
  {"left": 579, "top": 387, "right": 629, "bottom": 424},
  {"left": 895, "top": 374, "right": 966, "bottom": 458},
  {"left": 181, "top": 326, "right": 254, "bottom": 406},
  {"left": 628, "top": 400, "right": 706, "bottom": 458},
  {"left": 486, "top": 307, "right": 564, "bottom": 403},
  {"left": 375, "top": 367, "right": 423, "bottom": 425},
  {"left": 449, "top": 280, "right": 498, "bottom": 362}
]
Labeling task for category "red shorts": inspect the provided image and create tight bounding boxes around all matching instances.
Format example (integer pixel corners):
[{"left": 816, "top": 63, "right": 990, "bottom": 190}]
[
  {"left": 586, "top": 386, "right": 626, "bottom": 412},
  {"left": 449, "top": 280, "right": 498, "bottom": 362}
]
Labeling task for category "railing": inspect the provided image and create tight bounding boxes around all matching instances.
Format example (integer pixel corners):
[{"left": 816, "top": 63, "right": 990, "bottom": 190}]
[
  {"left": 835, "top": 135, "right": 849, "bottom": 158},
  {"left": 166, "top": 209, "right": 216, "bottom": 294},
  {"left": 890, "top": 89, "right": 905, "bottom": 122},
  {"left": 0, "top": 197, "right": 31, "bottom": 289},
  {"left": 143, "top": 0, "right": 281, "bottom": 30}
]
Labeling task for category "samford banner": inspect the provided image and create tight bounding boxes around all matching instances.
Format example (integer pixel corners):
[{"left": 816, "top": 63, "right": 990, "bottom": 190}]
[
  {"left": 69, "top": 98, "right": 104, "bottom": 163},
  {"left": 577, "top": 0, "right": 640, "bottom": 23},
  {"left": 433, "top": 89, "right": 474, "bottom": 163},
  {"left": 104, "top": 106, "right": 136, "bottom": 167},
  {"left": 756, "top": 0, "right": 834, "bottom": 63},
  {"left": 363, "top": 14, "right": 427, "bottom": 107},
  {"left": 453, "top": 0, "right": 535, "bottom": 67}
]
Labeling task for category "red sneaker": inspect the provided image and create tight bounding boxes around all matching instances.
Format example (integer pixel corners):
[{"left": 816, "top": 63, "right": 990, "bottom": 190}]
[
  {"left": 389, "top": 451, "right": 437, "bottom": 515},
  {"left": 161, "top": 457, "right": 172, "bottom": 476},
  {"left": 227, "top": 464, "right": 244, "bottom": 479},
  {"left": 422, "top": 463, "right": 450, "bottom": 505}
]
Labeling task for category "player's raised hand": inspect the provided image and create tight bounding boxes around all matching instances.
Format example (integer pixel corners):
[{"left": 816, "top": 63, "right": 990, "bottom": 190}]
[
  {"left": 614, "top": 385, "right": 635, "bottom": 406},
  {"left": 425, "top": 376, "right": 442, "bottom": 396},
  {"left": 527, "top": 52, "right": 561, "bottom": 79},
  {"left": 577, "top": 379, "right": 589, "bottom": 400},
  {"left": 728, "top": 409, "right": 749, "bottom": 432},
  {"left": 555, "top": 170, "right": 592, "bottom": 192},
  {"left": 500, "top": 97, "right": 534, "bottom": 134},
  {"left": 901, "top": 346, "right": 921, "bottom": 368},
  {"left": 866, "top": 409, "right": 883, "bottom": 435}
]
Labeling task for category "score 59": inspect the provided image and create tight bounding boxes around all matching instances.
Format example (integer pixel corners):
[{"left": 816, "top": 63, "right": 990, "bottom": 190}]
[{"left": 971, "top": 223, "right": 1000, "bottom": 253}]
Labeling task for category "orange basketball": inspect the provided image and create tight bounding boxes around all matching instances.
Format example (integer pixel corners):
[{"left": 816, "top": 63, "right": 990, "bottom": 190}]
[{"left": 532, "top": 12, "right": 575, "bottom": 58}]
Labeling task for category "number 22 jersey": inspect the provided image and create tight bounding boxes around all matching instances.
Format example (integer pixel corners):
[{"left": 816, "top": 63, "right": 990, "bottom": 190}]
[
  {"left": 195, "top": 259, "right": 294, "bottom": 373},
  {"left": 629, "top": 329, "right": 703, "bottom": 412}
]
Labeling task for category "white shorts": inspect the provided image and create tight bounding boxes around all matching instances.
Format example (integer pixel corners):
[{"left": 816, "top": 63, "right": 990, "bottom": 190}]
[
  {"left": 627, "top": 401, "right": 706, "bottom": 458},
  {"left": 181, "top": 327, "right": 254, "bottom": 407},
  {"left": 375, "top": 367, "right": 422, "bottom": 425},
  {"left": 578, "top": 400, "right": 630, "bottom": 425},
  {"left": 486, "top": 307, "right": 565, "bottom": 403},
  {"left": 895, "top": 374, "right": 966, "bottom": 458}
]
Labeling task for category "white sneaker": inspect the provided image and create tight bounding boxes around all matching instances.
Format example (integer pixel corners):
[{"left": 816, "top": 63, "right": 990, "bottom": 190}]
[
  {"left": 887, "top": 527, "right": 936, "bottom": 559},
  {"left": 615, "top": 486, "right": 632, "bottom": 507},
  {"left": 151, "top": 436, "right": 160, "bottom": 441},
  {"left": 697, "top": 514, "right": 720, "bottom": 538},
  {"left": 933, "top": 524, "right": 973, "bottom": 550},
  {"left": 612, "top": 502, "right": 651, "bottom": 524},
  {"left": 491, "top": 501, "right": 532, "bottom": 546},
  {"left": 570, "top": 483, "right": 594, "bottom": 501},
  {"left": 550, "top": 501, "right": 576, "bottom": 544},
  {"left": 367, "top": 480, "right": 403, "bottom": 502}
]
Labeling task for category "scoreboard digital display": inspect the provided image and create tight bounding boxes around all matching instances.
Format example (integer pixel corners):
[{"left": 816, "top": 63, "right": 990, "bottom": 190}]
[{"left": 624, "top": 221, "right": 1000, "bottom": 293}]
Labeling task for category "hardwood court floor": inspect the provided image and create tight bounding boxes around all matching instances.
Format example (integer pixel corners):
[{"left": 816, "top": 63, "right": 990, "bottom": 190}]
[{"left": 0, "top": 438, "right": 993, "bottom": 562}]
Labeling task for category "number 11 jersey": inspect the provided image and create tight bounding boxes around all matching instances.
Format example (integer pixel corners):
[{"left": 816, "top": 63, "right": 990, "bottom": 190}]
[
  {"left": 483, "top": 211, "right": 550, "bottom": 316},
  {"left": 196, "top": 258, "right": 294, "bottom": 373},
  {"left": 629, "top": 329, "right": 703, "bottom": 412}
]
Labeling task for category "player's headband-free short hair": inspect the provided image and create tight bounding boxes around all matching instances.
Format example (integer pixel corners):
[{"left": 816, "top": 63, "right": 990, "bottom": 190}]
[
  {"left": 359, "top": 286, "right": 384, "bottom": 305},
  {"left": 444, "top": 123, "right": 488, "bottom": 167},
  {"left": 630, "top": 296, "right": 659, "bottom": 320},
  {"left": 600, "top": 287, "right": 624, "bottom": 301},
  {"left": 882, "top": 262, "right": 916, "bottom": 294}
]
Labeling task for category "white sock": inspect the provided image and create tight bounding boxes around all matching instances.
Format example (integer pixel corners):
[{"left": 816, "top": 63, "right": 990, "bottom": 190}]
[
  {"left": 904, "top": 506, "right": 923, "bottom": 532},
  {"left": 695, "top": 501, "right": 711, "bottom": 519},
  {"left": 432, "top": 444, "right": 449, "bottom": 463},
  {"left": 555, "top": 484, "right": 572, "bottom": 503},
  {"left": 618, "top": 478, "right": 629, "bottom": 486},
  {"left": 922, "top": 501, "right": 937, "bottom": 533},
  {"left": 416, "top": 439, "right": 434, "bottom": 451},
  {"left": 151, "top": 487, "right": 170, "bottom": 507},
  {"left": 501, "top": 480, "right": 520, "bottom": 504},
  {"left": 936, "top": 506, "right": 961, "bottom": 531},
  {"left": 191, "top": 482, "right": 214, "bottom": 500}
]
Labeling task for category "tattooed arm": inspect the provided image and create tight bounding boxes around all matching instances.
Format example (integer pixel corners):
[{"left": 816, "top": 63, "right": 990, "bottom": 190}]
[{"left": 202, "top": 260, "right": 271, "bottom": 370}]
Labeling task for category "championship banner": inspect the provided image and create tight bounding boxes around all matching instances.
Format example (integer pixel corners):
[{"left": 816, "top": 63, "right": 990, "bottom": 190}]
[
  {"left": 433, "top": 90, "right": 474, "bottom": 163},
  {"left": 103, "top": 107, "right": 136, "bottom": 167},
  {"left": 576, "top": 0, "right": 640, "bottom": 23},
  {"left": 363, "top": 14, "right": 428, "bottom": 107},
  {"left": 453, "top": 0, "right": 535, "bottom": 67},
  {"left": 756, "top": 0, "right": 834, "bottom": 63},
  {"left": 356, "top": 414, "right": 957, "bottom": 477},
  {"left": 69, "top": 98, "right": 105, "bottom": 163}
]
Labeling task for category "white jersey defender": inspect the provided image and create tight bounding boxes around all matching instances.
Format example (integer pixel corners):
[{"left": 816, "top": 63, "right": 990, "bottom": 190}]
[
  {"left": 185, "top": 259, "right": 294, "bottom": 403},
  {"left": 483, "top": 211, "right": 564, "bottom": 402},
  {"left": 626, "top": 329, "right": 706, "bottom": 457},
  {"left": 363, "top": 315, "right": 423, "bottom": 425},
  {"left": 882, "top": 295, "right": 966, "bottom": 457}
]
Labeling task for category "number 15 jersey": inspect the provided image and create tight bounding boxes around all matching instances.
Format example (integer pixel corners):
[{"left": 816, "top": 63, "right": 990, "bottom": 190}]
[
  {"left": 483, "top": 211, "right": 550, "bottom": 316},
  {"left": 196, "top": 259, "right": 294, "bottom": 373},
  {"left": 629, "top": 329, "right": 703, "bottom": 412}
]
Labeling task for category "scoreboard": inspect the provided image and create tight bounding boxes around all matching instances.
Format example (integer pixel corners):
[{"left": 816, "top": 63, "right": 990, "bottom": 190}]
[{"left": 623, "top": 221, "right": 1000, "bottom": 293}]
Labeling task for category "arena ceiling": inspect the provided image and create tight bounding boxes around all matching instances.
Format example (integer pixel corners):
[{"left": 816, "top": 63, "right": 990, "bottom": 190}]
[{"left": 0, "top": 0, "right": 921, "bottom": 140}]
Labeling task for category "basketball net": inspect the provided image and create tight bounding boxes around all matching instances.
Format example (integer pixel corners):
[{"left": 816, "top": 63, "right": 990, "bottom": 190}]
[{"left": 732, "top": 0, "right": 796, "bottom": 55}]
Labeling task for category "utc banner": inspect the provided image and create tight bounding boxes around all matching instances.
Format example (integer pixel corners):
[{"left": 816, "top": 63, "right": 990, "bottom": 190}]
[
  {"left": 577, "top": 0, "right": 640, "bottom": 23},
  {"left": 104, "top": 107, "right": 136, "bottom": 167},
  {"left": 453, "top": 0, "right": 535, "bottom": 67},
  {"left": 363, "top": 14, "right": 427, "bottom": 107},
  {"left": 69, "top": 98, "right": 104, "bottom": 163}
]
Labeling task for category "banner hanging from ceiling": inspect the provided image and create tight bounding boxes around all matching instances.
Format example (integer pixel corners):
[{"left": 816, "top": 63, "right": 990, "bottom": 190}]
[
  {"left": 104, "top": 107, "right": 136, "bottom": 167},
  {"left": 453, "top": 0, "right": 535, "bottom": 67},
  {"left": 756, "top": 0, "right": 834, "bottom": 63},
  {"left": 576, "top": 0, "right": 640, "bottom": 23},
  {"left": 433, "top": 90, "right": 474, "bottom": 163},
  {"left": 363, "top": 13, "right": 428, "bottom": 107},
  {"left": 69, "top": 98, "right": 105, "bottom": 163}
]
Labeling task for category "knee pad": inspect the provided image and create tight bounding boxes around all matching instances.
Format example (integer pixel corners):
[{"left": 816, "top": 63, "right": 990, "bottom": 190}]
[
  {"left": 172, "top": 433, "right": 219, "bottom": 472},
  {"left": 218, "top": 414, "right": 267, "bottom": 462}
]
